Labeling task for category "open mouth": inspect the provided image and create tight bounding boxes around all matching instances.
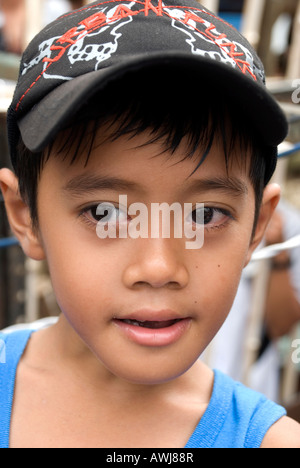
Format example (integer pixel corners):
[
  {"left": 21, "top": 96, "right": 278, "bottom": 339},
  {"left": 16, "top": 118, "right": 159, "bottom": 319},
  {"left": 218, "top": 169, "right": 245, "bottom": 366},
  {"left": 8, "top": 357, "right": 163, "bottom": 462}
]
[
  {"left": 114, "top": 317, "right": 191, "bottom": 347},
  {"left": 120, "top": 319, "right": 182, "bottom": 329}
]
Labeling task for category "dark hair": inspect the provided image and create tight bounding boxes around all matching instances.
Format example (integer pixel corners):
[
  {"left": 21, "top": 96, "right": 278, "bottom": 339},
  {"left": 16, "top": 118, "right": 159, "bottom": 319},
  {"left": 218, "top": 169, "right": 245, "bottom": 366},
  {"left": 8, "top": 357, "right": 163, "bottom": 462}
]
[{"left": 14, "top": 66, "right": 266, "bottom": 232}]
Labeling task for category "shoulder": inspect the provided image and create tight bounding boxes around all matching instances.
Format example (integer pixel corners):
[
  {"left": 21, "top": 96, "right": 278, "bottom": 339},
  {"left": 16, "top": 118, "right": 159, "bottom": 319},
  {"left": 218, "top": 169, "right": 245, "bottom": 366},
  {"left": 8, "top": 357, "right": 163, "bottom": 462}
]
[
  {"left": 209, "top": 372, "right": 287, "bottom": 448},
  {"left": 261, "top": 416, "right": 300, "bottom": 448}
]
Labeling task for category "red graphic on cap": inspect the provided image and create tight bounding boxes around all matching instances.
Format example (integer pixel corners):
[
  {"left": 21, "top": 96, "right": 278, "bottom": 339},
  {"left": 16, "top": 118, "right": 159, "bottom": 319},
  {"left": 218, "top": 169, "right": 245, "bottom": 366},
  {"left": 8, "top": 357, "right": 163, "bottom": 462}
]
[{"left": 16, "top": 0, "right": 257, "bottom": 112}]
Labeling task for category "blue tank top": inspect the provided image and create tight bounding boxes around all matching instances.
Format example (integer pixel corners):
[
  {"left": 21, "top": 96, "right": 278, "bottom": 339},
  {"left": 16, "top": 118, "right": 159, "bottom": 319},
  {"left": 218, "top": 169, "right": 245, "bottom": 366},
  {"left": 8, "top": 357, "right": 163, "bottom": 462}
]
[{"left": 0, "top": 330, "right": 286, "bottom": 448}]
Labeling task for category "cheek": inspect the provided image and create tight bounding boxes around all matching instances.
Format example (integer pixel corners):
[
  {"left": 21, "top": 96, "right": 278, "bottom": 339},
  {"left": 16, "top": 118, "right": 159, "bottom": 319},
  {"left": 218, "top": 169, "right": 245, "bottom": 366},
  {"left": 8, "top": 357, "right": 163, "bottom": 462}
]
[
  {"left": 40, "top": 222, "right": 120, "bottom": 324},
  {"left": 56, "top": 255, "right": 113, "bottom": 299},
  {"left": 193, "top": 231, "right": 251, "bottom": 327}
]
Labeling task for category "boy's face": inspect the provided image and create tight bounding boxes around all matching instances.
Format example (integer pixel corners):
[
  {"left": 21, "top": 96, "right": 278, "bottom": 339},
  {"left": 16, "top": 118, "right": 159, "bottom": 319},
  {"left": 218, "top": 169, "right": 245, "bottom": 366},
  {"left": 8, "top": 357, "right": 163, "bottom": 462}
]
[{"left": 1, "top": 124, "right": 279, "bottom": 385}]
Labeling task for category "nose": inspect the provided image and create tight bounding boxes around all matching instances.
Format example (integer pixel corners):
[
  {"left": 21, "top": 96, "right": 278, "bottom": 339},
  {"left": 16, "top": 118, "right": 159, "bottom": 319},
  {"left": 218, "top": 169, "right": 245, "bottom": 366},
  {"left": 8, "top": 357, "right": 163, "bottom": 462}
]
[{"left": 122, "top": 238, "right": 189, "bottom": 290}]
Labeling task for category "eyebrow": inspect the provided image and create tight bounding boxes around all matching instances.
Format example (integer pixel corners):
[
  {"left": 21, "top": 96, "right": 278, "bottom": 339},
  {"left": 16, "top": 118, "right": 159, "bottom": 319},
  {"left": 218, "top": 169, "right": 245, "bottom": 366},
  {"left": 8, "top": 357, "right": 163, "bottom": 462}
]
[
  {"left": 184, "top": 177, "right": 249, "bottom": 198},
  {"left": 63, "top": 174, "right": 248, "bottom": 199},
  {"left": 62, "top": 174, "right": 144, "bottom": 197}
]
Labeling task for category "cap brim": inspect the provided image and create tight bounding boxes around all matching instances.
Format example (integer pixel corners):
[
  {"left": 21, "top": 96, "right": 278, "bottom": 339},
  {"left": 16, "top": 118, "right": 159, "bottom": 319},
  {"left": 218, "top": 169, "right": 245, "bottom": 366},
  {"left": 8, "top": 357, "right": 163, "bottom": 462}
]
[{"left": 18, "top": 52, "right": 288, "bottom": 154}]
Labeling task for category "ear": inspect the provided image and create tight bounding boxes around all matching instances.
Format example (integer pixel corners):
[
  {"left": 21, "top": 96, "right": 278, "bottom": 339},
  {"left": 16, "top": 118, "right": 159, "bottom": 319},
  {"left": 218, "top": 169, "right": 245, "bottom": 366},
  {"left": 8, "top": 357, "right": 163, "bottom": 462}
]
[
  {"left": 0, "top": 168, "right": 46, "bottom": 261},
  {"left": 245, "top": 183, "right": 281, "bottom": 266}
]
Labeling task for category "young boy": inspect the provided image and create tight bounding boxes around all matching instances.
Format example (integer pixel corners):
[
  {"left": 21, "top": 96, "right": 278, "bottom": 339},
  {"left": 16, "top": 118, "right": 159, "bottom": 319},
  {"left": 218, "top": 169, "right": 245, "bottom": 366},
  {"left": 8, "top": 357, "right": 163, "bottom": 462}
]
[{"left": 0, "top": 0, "right": 300, "bottom": 448}]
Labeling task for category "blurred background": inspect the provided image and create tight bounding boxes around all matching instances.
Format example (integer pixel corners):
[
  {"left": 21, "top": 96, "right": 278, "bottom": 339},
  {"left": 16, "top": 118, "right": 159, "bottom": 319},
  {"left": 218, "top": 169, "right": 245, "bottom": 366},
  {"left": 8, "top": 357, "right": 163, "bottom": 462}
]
[{"left": 0, "top": 0, "right": 300, "bottom": 421}]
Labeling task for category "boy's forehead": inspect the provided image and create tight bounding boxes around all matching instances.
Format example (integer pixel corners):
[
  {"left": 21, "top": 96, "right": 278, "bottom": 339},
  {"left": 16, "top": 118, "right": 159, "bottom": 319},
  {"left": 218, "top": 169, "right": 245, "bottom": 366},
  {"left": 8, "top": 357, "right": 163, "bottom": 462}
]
[{"left": 50, "top": 126, "right": 251, "bottom": 198}]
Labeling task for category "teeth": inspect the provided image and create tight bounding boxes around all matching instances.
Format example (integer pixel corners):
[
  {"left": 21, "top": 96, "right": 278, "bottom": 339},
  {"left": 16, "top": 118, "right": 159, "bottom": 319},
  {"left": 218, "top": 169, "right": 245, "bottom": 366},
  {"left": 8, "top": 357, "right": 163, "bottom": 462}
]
[
  {"left": 122, "top": 319, "right": 179, "bottom": 329},
  {"left": 124, "top": 319, "right": 142, "bottom": 327}
]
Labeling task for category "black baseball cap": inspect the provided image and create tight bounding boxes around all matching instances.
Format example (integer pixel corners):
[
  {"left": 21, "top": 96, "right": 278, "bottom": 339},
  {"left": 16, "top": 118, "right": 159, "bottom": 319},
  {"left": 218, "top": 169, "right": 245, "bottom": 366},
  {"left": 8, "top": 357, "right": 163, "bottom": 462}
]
[{"left": 7, "top": 0, "right": 288, "bottom": 183}]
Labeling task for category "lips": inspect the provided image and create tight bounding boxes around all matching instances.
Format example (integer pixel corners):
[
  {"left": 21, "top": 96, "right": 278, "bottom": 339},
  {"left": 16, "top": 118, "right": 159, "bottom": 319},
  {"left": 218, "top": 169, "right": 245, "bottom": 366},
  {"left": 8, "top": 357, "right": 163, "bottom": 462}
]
[{"left": 113, "top": 311, "right": 191, "bottom": 347}]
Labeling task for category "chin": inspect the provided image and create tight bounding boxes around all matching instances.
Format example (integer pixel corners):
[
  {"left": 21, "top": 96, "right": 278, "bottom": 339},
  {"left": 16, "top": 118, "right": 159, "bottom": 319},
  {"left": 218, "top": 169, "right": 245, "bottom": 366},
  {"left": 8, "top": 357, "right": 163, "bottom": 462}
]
[{"left": 101, "top": 353, "right": 198, "bottom": 387}]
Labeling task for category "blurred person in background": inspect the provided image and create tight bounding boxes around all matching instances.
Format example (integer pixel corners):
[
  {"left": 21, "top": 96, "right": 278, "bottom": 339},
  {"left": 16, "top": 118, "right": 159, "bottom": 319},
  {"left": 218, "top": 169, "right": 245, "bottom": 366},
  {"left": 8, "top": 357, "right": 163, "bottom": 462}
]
[
  {"left": 207, "top": 200, "right": 300, "bottom": 402},
  {"left": 69, "top": 0, "right": 86, "bottom": 8},
  {"left": 265, "top": 204, "right": 300, "bottom": 340},
  {"left": 0, "top": 0, "right": 25, "bottom": 54},
  {"left": 0, "top": 0, "right": 72, "bottom": 55}
]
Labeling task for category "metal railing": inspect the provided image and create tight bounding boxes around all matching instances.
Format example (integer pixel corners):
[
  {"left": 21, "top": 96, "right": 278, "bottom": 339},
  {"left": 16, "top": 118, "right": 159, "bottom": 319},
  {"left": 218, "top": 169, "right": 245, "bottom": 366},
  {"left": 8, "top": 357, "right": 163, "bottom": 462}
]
[{"left": 0, "top": 237, "right": 19, "bottom": 249}]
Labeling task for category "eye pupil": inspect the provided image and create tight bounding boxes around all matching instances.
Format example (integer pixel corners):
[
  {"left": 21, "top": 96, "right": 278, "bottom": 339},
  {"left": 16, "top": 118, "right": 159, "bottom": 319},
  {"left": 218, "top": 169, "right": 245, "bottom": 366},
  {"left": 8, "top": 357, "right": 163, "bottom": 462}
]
[
  {"left": 204, "top": 208, "right": 214, "bottom": 224},
  {"left": 192, "top": 207, "right": 214, "bottom": 225},
  {"left": 92, "top": 206, "right": 110, "bottom": 222}
]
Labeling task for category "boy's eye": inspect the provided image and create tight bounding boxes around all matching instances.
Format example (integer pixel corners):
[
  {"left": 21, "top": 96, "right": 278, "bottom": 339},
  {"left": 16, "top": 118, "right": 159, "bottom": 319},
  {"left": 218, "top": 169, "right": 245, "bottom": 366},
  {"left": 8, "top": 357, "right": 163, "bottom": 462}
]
[
  {"left": 189, "top": 207, "right": 232, "bottom": 229},
  {"left": 84, "top": 203, "right": 128, "bottom": 224}
]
